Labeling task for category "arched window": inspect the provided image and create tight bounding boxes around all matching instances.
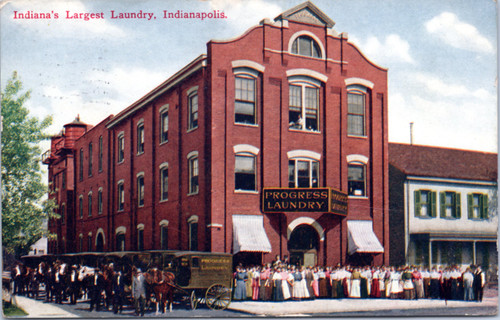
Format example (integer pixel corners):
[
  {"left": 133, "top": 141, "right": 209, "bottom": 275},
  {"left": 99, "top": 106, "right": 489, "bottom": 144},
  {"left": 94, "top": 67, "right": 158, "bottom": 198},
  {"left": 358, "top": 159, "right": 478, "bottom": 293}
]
[
  {"left": 187, "top": 151, "right": 199, "bottom": 195},
  {"left": 137, "top": 224, "right": 144, "bottom": 251},
  {"left": 159, "top": 220, "right": 169, "bottom": 250},
  {"left": 117, "top": 180, "right": 125, "bottom": 211},
  {"left": 188, "top": 216, "right": 199, "bottom": 251},
  {"left": 115, "top": 226, "right": 126, "bottom": 252},
  {"left": 291, "top": 35, "right": 322, "bottom": 58},
  {"left": 117, "top": 132, "right": 125, "bottom": 163},
  {"left": 137, "top": 120, "right": 145, "bottom": 155}
]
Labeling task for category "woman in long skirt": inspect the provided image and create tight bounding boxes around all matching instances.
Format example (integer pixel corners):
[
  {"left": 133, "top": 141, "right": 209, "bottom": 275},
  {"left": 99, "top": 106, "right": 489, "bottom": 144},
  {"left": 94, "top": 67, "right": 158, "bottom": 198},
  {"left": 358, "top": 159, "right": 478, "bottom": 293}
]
[
  {"left": 233, "top": 267, "right": 248, "bottom": 300},
  {"left": 259, "top": 265, "right": 271, "bottom": 301},
  {"left": 371, "top": 267, "right": 381, "bottom": 298},
  {"left": 281, "top": 268, "right": 291, "bottom": 300},
  {"left": 389, "top": 267, "right": 403, "bottom": 299},
  {"left": 272, "top": 268, "right": 284, "bottom": 301},
  {"left": 251, "top": 266, "right": 260, "bottom": 300},
  {"left": 350, "top": 268, "right": 361, "bottom": 298},
  {"left": 291, "top": 268, "right": 309, "bottom": 300},
  {"left": 318, "top": 268, "right": 327, "bottom": 298}
]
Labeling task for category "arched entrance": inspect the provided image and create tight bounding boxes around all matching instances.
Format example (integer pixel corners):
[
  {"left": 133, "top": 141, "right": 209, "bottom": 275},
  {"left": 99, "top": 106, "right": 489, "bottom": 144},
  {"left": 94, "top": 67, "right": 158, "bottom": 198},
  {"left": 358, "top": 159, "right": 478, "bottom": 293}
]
[
  {"left": 288, "top": 224, "right": 319, "bottom": 267},
  {"left": 96, "top": 233, "right": 104, "bottom": 252}
]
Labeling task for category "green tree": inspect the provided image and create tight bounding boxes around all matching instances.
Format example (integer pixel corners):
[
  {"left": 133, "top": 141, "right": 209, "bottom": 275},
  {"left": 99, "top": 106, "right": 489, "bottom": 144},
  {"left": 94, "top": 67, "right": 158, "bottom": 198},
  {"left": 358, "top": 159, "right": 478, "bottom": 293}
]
[{"left": 1, "top": 71, "right": 55, "bottom": 257}]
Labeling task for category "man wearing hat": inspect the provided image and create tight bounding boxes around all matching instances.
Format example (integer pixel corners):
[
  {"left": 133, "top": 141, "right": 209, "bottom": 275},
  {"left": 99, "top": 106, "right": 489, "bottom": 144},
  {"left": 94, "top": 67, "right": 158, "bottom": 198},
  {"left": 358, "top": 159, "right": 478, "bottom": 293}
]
[
  {"left": 87, "top": 267, "right": 104, "bottom": 312},
  {"left": 132, "top": 268, "right": 146, "bottom": 316}
]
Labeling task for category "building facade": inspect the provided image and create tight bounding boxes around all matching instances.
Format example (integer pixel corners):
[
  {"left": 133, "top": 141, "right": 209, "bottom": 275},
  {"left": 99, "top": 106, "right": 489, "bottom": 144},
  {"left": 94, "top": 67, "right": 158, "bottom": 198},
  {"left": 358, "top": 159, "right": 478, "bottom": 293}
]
[
  {"left": 43, "top": 2, "right": 390, "bottom": 267},
  {"left": 389, "top": 143, "right": 497, "bottom": 271}
]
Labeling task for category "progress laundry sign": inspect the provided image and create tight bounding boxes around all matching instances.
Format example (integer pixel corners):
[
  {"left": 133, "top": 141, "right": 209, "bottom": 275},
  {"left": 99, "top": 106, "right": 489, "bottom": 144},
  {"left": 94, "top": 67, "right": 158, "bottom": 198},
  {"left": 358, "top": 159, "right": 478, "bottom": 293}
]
[{"left": 262, "top": 188, "right": 347, "bottom": 215}]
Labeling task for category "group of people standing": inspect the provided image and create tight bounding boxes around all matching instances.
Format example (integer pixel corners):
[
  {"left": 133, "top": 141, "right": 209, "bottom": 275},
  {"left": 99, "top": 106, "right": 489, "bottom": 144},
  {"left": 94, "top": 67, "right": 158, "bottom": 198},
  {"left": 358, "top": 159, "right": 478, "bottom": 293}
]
[
  {"left": 10, "top": 260, "right": 165, "bottom": 317},
  {"left": 233, "top": 262, "right": 487, "bottom": 303}
]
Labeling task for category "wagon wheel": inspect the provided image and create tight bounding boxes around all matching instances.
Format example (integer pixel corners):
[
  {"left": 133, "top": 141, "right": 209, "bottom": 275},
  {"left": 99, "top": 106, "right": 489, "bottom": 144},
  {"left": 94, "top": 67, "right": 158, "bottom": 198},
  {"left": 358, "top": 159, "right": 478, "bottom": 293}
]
[
  {"left": 190, "top": 290, "right": 200, "bottom": 310},
  {"left": 205, "top": 284, "right": 231, "bottom": 310}
]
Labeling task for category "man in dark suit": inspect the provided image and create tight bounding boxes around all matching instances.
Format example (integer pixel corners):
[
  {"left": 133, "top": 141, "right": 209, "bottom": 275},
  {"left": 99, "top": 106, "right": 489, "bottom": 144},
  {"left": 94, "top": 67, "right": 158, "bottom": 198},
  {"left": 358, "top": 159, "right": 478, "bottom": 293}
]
[
  {"left": 87, "top": 268, "right": 104, "bottom": 312},
  {"left": 112, "top": 269, "right": 126, "bottom": 314},
  {"left": 473, "top": 266, "right": 485, "bottom": 302}
]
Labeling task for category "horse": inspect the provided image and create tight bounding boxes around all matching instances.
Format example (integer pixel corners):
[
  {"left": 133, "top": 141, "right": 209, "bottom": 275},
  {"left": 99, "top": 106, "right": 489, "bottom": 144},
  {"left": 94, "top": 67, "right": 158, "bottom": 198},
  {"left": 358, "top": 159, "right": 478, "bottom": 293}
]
[{"left": 145, "top": 268, "right": 176, "bottom": 313}]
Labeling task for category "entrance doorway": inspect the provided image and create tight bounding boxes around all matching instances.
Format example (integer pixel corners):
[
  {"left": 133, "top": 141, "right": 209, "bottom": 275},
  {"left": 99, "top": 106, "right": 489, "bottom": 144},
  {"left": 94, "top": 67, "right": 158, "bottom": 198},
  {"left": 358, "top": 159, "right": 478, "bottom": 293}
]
[
  {"left": 288, "top": 224, "right": 319, "bottom": 267},
  {"left": 96, "top": 233, "right": 104, "bottom": 252}
]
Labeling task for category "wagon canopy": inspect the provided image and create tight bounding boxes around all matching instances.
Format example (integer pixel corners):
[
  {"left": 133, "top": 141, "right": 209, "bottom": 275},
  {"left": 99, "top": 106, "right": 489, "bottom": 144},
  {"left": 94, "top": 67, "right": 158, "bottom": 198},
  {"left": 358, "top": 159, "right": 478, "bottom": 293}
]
[{"left": 232, "top": 215, "right": 272, "bottom": 254}]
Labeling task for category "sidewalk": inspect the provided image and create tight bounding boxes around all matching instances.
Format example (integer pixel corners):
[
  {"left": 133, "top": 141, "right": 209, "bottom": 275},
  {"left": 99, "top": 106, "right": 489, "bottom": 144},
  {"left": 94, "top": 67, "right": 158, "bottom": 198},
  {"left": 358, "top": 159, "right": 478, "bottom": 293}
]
[
  {"left": 228, "top": 288, "right": 498, "bottom": 316},
  {"left": 10, "top": 295, "right": 79, "bottom": 318}
]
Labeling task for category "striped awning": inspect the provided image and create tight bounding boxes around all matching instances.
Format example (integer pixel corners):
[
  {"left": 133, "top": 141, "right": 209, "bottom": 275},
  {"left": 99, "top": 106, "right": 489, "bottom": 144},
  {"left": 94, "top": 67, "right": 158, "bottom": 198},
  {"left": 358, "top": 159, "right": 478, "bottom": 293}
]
[
  {"left": 232, "top": 215, "right": 272, "bottom": 254},
  {"left": 347, "top": 220, "right": 384, "bottom": 255}
]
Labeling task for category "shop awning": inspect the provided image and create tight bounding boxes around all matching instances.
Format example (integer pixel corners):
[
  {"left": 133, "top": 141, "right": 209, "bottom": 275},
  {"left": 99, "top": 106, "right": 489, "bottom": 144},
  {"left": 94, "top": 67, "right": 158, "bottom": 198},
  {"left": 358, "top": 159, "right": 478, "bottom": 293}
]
[
  {"left": 232, "top": 215, "right": 272, "bottom": 254},
  {"left": 347, "top": 220, "right": 384, "bottom": 255}
]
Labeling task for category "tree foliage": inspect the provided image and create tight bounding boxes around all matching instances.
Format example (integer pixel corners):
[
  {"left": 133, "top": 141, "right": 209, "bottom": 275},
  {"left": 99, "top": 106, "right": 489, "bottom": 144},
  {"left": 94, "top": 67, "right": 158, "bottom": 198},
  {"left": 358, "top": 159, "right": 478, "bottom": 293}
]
[{"left": 1, "top": 71, "right": 55, "bottom": 257}]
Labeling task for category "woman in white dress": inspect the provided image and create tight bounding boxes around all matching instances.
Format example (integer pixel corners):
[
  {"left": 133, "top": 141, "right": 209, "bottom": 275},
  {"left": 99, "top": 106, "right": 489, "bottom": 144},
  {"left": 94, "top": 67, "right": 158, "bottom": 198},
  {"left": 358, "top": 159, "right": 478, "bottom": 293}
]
[
  {"left": 389, "top": 267, "right": 403, "bottom": 299},
  {"left": 350, "top": 267, "right": 361, "bottom": 298}
]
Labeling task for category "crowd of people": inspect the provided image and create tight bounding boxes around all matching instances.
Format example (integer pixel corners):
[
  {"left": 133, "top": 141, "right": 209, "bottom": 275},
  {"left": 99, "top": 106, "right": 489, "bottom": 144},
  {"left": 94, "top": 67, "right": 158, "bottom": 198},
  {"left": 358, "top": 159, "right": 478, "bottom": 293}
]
[
  {"left": 233, "top": 259, "right": 487, "bottom": 303},
  {"left": 9, "top": 260, "right": 172, "bottom": 317}
]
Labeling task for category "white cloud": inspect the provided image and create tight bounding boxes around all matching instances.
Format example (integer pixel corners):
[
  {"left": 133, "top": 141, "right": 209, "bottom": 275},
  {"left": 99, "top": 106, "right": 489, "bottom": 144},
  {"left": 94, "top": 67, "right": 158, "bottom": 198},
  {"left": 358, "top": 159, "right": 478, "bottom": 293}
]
[
  {"left": 8, "top": 0, "right": 126, "bottom": 38},
  {"left": 425, "top": 12, "right": 493, "bottom": 53},
  {"left": 349, "top": 34, "right": 415, "bottom": 65},
  {"left": 414, "top": 72, "right": 496, "bottom": 101},
  {"left": 209, "top": 0, "right": 283, "bottom": 33}
]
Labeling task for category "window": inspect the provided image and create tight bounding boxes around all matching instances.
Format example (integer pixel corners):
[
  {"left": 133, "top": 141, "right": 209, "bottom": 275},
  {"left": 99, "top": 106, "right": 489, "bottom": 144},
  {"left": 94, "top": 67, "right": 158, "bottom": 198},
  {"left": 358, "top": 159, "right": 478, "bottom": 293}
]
[
  {"left": 468, "top": 193, "right": 488, "bottom": 219},
  {"left": 79, "top": 235, "right": 83, "bottom": 252},
  {"left": 98, "top": 136, "right": 103, "bottom": 172},
  {"left": 235, "top": 76, "right": 256, "bottom": 124},
  {"left": 88, "top": 142, "right": 93, "bottom": 176},
  {"left": 88, "top": 192, "right": 92, "bottom": 217},
  {"left": 291, "top": 35, "right": 321, "bottom": 58},
  {"left": 235, "top": 154, "right": 256, "bottom": 191},
  {"left": 414, "top": 190, "right": 437, "bottom": 217},
  {"left": 188, "top": 154, "right": 199, "bottom": 194},
  {"left": 98, "top": 189, "right": 103, "bottom": 214},
  {"left": 160, "top": 109, "right": 169, "bottom": 143},
  {"left": 116, "top": 232, "right": 125, "bottom": 251},
  {"left": 137, "top": 122, "right": 144, "bottom": 154},
  {"left": 188, "top": 217, "right": 198, "bottom": 251},
  {"left": 160, "top": 166, "right": 168, "bottom": 201},
  {"left": 188, "top": 93, "right": 198, "bottom": 130},
  {"left": 117, "top": 133, "right": 125, "bottom": 163},
  {"left": 79, "top": 149, "right": 84, "bottom": 181},
  {"left": 137, "top": 175, "right": 145, "bottom": 207},
  {"left": 288, "top": 159, "right": 319, "bottom": 188},
  {"left": 160, "top": 225, "right": 168, "bottom": 250},
  {"left": 347, "top": 92, "right": 366, "bottom": 136},
  {"left": 79, "top": 196, "right": 83, "bottom": 219},
  {"left": 289, "top": 84, "right": 319, "bottom": 132},
  {"left": 440, "top": 191, "right": 461, "bottom": 219},
  {"left": 348, "top": 163, "right": 366, "bottom": 196},
  {"left": 61, "top": 204, "right": 65, "bottom": 224},
  {"left": 118, "top": 181, "right": 125, "bottom": 211},
  {"left": 87, "top": 235, "right": 92, "bottom": 251},
  {"left": 137, "top": 225, "right": 144, "bottom": 251}
]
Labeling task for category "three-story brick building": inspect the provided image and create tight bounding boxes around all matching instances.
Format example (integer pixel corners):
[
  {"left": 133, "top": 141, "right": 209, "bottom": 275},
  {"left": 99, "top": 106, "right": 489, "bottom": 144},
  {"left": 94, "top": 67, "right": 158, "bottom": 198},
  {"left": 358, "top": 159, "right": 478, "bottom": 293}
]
[{"left": 43, "top": 2, "right": 390, "bottom": 267}]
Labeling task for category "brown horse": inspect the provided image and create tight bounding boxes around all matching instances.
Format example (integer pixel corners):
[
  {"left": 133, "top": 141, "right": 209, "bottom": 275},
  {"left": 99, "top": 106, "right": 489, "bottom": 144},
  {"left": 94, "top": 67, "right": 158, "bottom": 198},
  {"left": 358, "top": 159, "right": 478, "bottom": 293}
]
[{"left": 145, "top": 269, "right": 176, "bottom": 313}]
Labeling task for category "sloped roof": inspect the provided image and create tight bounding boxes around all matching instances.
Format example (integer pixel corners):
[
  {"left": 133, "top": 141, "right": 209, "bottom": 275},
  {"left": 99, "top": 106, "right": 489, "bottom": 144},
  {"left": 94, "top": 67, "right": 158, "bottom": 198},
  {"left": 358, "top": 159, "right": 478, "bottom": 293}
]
[
  {"left": 274, "top": 1, "right": 335, "bottom": 28},
  {"left": 389, "top": 143, "right": 497, "bottom": 182}
]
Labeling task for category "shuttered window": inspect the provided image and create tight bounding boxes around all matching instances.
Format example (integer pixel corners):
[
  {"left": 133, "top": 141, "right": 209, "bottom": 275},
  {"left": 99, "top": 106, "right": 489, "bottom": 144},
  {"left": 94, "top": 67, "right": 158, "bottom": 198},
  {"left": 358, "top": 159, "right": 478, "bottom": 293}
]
[
  {"left": 439, "top": 191, "right": 461, "bottom": 219},
  {"left": 467, "top": 193, "right": 489, "bottom": 220},
  {"left": 414, "top": 190, "right": 437, "bottom": 218}
]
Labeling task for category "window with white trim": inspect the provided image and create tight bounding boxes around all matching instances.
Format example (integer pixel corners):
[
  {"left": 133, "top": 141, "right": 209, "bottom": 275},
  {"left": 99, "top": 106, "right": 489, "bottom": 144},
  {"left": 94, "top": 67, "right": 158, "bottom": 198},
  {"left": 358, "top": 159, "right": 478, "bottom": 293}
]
[
  {"left": 98, "top": 136, "right": 103, "bottom": 172},
  {"left": 188, "top": 93, "right": 198, "bottom": 130},
  {"left": 235, "top": 75, "right": 256, "bottom": 124},
  {"left": 79, "top": 195, "right": 83, "bottom": 219},
  {"left": 289, "top": 83, "right": 319, "bottom": 132},
  {"left": 348, "top": 162, "right": 366, "bottom": 196},
  {"left": 288, "top": 158, "right": 319, "bottom": 188},
  {"left": 117, "top": 133, "right": 125, "bottom": 163},
  {"left": 137, "top": 122, "right": 145, "bottom": 154},
  {"left": 116, "top": 232, "right": 125, "bottom": 251},
  {"left": 160, "top": 165, "right": 168, "bottom": 201},
  {"left": 188, "top": 216, "right": 198, "bottom": 251},
  {"left": 117, "top": 181, "right": 125, "bottom": 211},
  {"left": 235, "top": 153, "right": 256, "bottom": 191},
  {"left": 291, "top": 35, "right": 321, "bottom": 58},
  {"left": 160, "top": 108, "right": 169, "bottom": 143},
  {"left": 188, "top": 154, "right": 199, "bottom": 194},
  {"left": 98, "top": 189, "right": 103, "bottom": 214},
  {"left": 160, "top": 224, "right": 168, "bottom": 250},
  {"left": 137, "top": 175, "right": 145, "bottom": 207},
  {"left": 347, "top": 88, "right": 366, "bottom": 136},
  {"left": 137, "top": 225, "right": 144, "bottom": 251}
]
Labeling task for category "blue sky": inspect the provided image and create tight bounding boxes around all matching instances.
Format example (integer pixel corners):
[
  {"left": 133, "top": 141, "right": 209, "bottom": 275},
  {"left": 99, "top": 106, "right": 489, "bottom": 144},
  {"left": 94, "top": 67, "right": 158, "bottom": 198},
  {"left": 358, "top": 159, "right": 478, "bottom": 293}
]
[{"left": 1, "top": 0, "right": 497, "bottom": 154}]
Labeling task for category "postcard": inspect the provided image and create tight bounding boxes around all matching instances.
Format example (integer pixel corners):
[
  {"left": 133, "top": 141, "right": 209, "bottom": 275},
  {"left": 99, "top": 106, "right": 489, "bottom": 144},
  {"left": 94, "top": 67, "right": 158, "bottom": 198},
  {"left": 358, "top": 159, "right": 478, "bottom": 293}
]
[{"left": 1, "top": 0, "right": 497, "bottom": 317}]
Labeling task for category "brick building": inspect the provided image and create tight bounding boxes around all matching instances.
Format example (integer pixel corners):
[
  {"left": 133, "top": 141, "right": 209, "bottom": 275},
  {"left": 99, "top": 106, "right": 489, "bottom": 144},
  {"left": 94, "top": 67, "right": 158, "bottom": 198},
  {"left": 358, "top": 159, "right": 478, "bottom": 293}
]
[{"left": 43, "top": 2, "right": 390, "bottom": 267}]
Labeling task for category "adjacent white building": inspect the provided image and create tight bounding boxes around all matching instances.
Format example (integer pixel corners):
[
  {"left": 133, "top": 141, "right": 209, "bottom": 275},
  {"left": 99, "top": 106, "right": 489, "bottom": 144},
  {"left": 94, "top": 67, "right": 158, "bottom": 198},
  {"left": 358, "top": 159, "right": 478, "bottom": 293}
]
[{"left": 389, "top": 143, "right": 497, "bottom": 271}]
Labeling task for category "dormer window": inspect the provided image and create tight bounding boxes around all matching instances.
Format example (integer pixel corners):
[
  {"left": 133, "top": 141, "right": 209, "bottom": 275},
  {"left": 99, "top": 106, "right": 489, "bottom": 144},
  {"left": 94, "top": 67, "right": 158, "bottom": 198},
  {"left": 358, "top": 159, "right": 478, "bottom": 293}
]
[{"left": 291, "top": 35, "right": 321, "bottom": 58}]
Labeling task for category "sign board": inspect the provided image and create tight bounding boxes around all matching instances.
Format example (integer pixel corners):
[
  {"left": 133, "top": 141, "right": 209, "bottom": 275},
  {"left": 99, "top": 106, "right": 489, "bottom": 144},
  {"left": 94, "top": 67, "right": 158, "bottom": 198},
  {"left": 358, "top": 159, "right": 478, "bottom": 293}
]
[{"left": 262, "top": 188, "right": 348, "bottom": 216}]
